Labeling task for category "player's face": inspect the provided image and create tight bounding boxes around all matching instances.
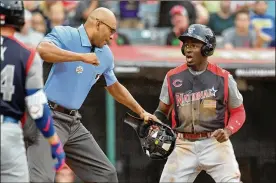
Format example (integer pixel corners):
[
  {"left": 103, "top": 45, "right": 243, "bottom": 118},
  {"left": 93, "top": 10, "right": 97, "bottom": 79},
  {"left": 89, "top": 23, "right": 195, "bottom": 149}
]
[
  {"left": 183, "top": 38, "right": 204, "bottom": 67},
  {"left": 96, "top": 19, "right": 116, "bottom": 48}
]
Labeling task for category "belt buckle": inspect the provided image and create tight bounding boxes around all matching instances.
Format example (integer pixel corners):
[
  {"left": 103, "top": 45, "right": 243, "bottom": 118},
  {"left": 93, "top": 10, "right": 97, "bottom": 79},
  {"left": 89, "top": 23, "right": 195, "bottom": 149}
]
[{"left": 49, "top": 102, "right": 57, "bottom": 110}]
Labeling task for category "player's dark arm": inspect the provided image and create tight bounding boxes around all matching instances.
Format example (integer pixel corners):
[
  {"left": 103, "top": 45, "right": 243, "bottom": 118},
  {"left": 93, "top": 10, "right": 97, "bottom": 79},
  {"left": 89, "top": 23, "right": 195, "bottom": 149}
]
[
  {"left": 105, "top": 81, "right": 146, "bottom": 118},
  {"left": 224, "top": 75, "right": 246, "bottom": 135},
  {"left": 154, "top": 101, "right": 172, "bottom": 122},
  {"left": 154, "top": 74, "right": 172, "bottom": 122}
]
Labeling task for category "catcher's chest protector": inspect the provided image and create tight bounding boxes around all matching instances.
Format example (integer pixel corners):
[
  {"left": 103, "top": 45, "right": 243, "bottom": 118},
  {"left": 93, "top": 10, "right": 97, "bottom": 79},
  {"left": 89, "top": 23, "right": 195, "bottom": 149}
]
[{"left": 167, "top": 63, "right": 229, "bottom": 132}]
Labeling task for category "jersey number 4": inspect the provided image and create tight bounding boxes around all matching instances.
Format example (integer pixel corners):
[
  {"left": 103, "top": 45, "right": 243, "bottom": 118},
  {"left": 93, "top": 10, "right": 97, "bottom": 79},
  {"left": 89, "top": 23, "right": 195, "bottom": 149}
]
[{"left": 1, "top": 65, "right": 15, "bottom": 102}]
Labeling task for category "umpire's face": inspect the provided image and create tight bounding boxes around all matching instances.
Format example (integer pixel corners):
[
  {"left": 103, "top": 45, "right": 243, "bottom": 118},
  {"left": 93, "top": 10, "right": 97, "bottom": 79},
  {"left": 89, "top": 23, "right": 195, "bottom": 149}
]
[
  {"left": 182, "top": 38, "right": 205, "bottom": 67},
  {"left": 95, "top": 18, "right": 116, "bottom": 48}
]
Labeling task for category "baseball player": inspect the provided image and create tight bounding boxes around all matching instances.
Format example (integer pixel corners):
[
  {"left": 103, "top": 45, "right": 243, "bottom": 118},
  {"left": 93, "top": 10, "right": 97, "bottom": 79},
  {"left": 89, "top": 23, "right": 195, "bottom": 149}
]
[
  {"left": 154, "top": 24, "right": 246, "bottom": 182},
  {"left": 0, "top": 1, "right": 65, "bottom": 182},
  {"left": 26, "top": 7, "right": 158, "bottom": 182}
]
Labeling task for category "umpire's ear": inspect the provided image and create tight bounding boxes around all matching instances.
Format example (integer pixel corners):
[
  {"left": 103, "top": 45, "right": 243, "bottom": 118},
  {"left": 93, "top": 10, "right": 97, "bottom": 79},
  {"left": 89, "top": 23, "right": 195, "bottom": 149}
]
[{"left": 23, "top": 111, "right": 39, "bottom": 148}]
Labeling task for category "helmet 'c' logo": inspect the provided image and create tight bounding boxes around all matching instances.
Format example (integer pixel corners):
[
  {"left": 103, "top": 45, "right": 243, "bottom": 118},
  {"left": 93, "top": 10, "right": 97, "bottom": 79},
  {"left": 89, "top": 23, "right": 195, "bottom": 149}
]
[{"left": 173, "top": 79, "right": 182, "bottom": 87}]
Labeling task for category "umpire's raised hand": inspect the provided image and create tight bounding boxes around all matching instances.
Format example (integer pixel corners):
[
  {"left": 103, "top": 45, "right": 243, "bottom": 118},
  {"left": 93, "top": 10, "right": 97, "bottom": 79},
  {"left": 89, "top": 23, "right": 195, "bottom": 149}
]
[{"left": 81, "top": 52, "right": 100, "bottom": 66}]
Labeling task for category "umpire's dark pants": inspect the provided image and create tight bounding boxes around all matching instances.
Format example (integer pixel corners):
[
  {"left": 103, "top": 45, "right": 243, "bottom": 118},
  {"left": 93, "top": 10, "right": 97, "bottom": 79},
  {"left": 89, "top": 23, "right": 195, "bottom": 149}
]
[{"left": 24, "top": 110, "right": 118, "bottom": 182}]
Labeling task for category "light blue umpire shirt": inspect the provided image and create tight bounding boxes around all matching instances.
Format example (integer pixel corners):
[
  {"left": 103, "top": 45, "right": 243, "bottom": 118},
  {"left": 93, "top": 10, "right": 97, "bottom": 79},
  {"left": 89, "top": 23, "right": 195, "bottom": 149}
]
[{"left": 43, "top": 25, "right": 117, "bottom": 110}]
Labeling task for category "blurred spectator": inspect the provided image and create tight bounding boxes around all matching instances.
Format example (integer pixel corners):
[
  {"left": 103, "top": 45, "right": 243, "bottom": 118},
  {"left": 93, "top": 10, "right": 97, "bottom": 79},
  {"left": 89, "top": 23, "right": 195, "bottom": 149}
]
[
  {"left": 269, "top": 39, "right": 275, "bottom": 47},
  {"left": 166, "top": 5, "right": 189, "bottom": 46},
  {"left": 222, "top": 10, "right": 261, "bottom": 49},
  {"left": 202, "top": 1, "right": 221, "bottom": 14},
  {"left": 14, "top": 10, "right": 44, "bottom": 48},
  {"left": 55, "top": 164, "right": 75, "bottom": 183},
  {"left": 62, "top": 0, "right": 79, "bottom": 13},
  {"left": 208, "top": 1, "right": 235, "bottom": 36},
  {"left": 98, "top": 0, "right": 120, "bottom": 17},
  {"left": 157, "top": 1, "right": 196, "bottom": 27},
  {"left": 23, "top": 1, "right": 40, "bottom": 12},
  {"left": 119, "top": 1, "right": 144, "bottom": 29},
  {"left": 230, "top": 1, "right": 255, "bottom": 13},
  {"left": 251, "top": 1, "right": 275, "bottom": 47},
  {"left": 266, "top": 1, "right": 276, "bottom": 18},
  {"left": 31, "top": 12, "right": 47, "bottom": 35},
  {"left": 192, "top": 1, "right": 209, "bottom": 25},
  {"left": 34, "top": 1, "right": 67, "bottom": 35},
  {"left": 109, "top": 33, "right": 131, "bottom": 46},
  {"left": 139, "top": 0, "right": 160, "bottom": 28},
  {"left": 46, "top": 2, "right": 67, "bottom": 34},
  {"left": 37, "top": 1, "right": 57, "bottom": 18},
  {"left": 69, "top": 0, "right": 98, "bottom": 27}
]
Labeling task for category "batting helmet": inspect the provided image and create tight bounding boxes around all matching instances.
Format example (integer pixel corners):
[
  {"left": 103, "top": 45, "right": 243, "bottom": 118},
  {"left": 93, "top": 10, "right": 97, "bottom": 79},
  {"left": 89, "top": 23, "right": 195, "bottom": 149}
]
[
  {"left": 179, "top": 24, "right": 216, "bottom": 57},
  {"left": 124, "top": 113, "right": 176, "bottom": 160},
  {"left": 0, "top": 1, "right": 25, "bottom": 31}
]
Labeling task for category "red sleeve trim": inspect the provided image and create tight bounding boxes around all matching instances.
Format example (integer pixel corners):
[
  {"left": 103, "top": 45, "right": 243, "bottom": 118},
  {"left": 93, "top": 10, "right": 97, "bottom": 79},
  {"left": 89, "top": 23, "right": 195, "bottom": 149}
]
[
  {"left": 166, "top": 64, "right": 188, "bottom": 104},
  {"left": 25, "top": 49, "right": 36, "bottom": 75},
  {"left": 167, "top": 74, "right": 174, "bottom": 106},
  {"left": 171, "top": 109, "right": 177, "bottom": 128},
  {"left": 225, "top": 104, "right": 246, "bottom": 134},
  {"left": 8, "top": 35, "right": 32, "bottom": 50},
  {"left": 20, "top": 112, "right": 27, "bottom": 127},
  {"left": 223, "top": 73, "right": 229, "bottom": 126},
  {"left": 166, "top": 64, "right": 188, "bottom": 128},
  {"left": 7, "top": 35, "right": 36, "bottom": 75},
  {"left": 168, "top": 64, "right": 188, "bottom": 76}
]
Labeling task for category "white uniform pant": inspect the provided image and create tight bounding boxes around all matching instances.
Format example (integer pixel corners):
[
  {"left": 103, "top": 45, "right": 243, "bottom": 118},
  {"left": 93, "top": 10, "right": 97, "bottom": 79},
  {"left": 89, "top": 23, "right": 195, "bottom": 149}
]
[
  {"left": 160, "top": 137, "right": 241, "bottom": 183},
  {"left": 1, "top": 122, "right": 29, "bottom": 182}
]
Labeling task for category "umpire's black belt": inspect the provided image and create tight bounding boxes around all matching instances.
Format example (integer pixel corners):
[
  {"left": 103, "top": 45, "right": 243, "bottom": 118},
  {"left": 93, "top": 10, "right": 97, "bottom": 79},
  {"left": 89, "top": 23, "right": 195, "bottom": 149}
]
[{"left": 48, "top": 101, "right": 78, "bottom": 116}]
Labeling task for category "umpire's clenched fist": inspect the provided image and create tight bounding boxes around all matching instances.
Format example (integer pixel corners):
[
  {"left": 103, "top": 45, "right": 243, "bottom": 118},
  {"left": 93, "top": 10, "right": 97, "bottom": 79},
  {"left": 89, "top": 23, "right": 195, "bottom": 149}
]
[
  {"left": 81, "top": 53, "right": 100, "bottom": 66},
  {"left": 211, "top": 128, "right": 232, "bottom": 143}
]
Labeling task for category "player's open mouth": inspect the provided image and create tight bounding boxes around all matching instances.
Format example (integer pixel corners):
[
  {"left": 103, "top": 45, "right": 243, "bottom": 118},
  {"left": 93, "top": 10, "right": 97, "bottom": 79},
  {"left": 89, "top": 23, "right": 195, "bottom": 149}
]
[{"left": 186, "top": 55, "right": 193, "bottom": 63}]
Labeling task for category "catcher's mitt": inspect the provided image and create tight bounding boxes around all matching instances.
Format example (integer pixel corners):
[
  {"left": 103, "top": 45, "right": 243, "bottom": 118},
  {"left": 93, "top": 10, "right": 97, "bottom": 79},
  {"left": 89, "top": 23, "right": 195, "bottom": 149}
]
[{"left": 123, "top": 113, "right": 176, "bottom": 160}]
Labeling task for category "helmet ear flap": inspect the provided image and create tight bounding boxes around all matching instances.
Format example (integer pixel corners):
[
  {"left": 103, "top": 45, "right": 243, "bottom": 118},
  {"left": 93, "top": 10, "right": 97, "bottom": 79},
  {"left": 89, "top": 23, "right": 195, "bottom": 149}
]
[
  {"left": 201, "top": 43, "right": 214, "bottom": 57},
  {"left": 201, "top": 44, "right": 208, "bottom": 57},
  {"left": 181, "top": 44, "right": 185, "bottom": 56}
]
